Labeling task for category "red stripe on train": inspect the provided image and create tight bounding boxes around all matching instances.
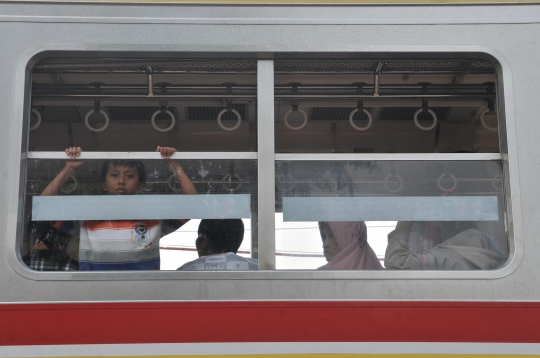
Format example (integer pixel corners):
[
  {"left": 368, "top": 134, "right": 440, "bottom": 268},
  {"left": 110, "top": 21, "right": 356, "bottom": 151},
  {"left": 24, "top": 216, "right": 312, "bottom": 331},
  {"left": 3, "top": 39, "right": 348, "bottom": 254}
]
[{"left": 0, "top": 301, "right": 539, "bottom": 346}]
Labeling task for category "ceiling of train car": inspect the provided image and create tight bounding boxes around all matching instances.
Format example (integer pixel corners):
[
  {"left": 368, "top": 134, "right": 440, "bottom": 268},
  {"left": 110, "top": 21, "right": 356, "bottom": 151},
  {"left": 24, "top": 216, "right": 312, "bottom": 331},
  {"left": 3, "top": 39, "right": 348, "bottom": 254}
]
[{"left": 29, "top": 58, "right": 499, "bottom": 154}]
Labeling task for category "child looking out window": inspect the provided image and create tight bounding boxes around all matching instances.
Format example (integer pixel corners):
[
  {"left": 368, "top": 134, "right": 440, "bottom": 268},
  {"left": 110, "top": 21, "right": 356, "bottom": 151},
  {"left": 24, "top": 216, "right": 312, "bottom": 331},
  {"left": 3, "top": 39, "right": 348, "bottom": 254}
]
[{"left": 40, "top": 146, "right": 197, "bottom": 270}]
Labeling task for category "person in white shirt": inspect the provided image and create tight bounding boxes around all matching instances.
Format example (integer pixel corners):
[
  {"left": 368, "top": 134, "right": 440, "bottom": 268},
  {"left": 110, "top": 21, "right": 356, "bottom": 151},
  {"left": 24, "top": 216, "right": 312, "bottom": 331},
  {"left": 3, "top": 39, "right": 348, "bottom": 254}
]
[{"left": 177, "top": 219, "right": 258, "bottom": 271}]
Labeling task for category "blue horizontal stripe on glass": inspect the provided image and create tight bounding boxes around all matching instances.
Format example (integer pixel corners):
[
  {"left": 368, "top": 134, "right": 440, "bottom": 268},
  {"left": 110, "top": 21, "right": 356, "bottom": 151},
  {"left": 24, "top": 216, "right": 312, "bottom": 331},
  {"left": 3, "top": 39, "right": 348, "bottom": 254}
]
[
  {"left": 283, "top": 196, "right": 499, "bottom": 222},
  {"left": 32, "top": 194, "right": 251, "bottom": 221}
]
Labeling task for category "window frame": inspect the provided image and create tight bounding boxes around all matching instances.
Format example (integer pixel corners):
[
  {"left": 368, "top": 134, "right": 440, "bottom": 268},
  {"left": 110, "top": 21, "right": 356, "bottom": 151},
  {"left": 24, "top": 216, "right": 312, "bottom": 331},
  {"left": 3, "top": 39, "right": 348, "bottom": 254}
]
[{"left": 7, "top": 48, "right": 523, "bottom": 280}]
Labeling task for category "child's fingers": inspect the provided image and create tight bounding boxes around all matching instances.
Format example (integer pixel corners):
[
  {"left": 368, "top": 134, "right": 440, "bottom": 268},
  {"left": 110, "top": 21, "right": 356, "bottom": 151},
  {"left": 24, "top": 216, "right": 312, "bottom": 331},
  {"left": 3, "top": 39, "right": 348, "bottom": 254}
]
[
  {"left": 156, "top": 146, "right": 165, "bottom": 158},
  {"left": 166, "top": 147, "right": 176, "bottom": 158},
  {"left": 156, "top": 146, "right": 167, "bottom": 159},
  {"left": 65, "top": 147, "right": 82, "bottom": 158},
  {"left": 157, "top": 146, "right": 176, "bottom": 159}
]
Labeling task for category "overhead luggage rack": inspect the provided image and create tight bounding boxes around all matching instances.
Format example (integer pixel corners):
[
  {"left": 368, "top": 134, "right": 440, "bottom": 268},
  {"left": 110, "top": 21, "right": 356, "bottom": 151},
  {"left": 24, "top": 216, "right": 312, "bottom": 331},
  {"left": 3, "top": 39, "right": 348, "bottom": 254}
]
[
  {"left": 274, "top": 59, "right": 495, "bottom": 74},
  {"left": 32, "top": 59, "right": 259, "bottom": 74},
  {"left": 32, "top": 59, "right": 495, "bottom": 75}
]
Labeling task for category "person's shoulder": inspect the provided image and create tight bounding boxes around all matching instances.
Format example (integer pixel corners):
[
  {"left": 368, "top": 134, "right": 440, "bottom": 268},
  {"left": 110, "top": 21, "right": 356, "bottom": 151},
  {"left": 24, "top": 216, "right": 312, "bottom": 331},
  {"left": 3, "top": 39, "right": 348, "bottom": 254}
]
[
  {"left": 225, "top": 253, "right": 258, "bottom": 269},
  {"left": 246, "top": 257, "right": 258, "bottom": 270},
  {"left": 225, "top": 252, "right": 253, "bottom": 261},
  {"left": 176, "top": 257, "right": 205, "bottom": 271},
  {"left": 447, "top": 228, "right": 482, "bottom": 244},
  {"left": 246, "top": 257, "right": 258, "bottom": 264}
]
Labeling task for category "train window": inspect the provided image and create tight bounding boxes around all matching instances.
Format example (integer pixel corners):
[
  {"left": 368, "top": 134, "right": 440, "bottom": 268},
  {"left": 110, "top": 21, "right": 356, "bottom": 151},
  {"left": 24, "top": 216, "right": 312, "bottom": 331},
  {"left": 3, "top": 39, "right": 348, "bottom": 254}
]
[
  {"left": 19, "top": 55, "right": 512, "bottom": 276},
  {"left": 23, "top": 58, "right": 258, "bottom": 271},
  {"left": 274, "top": 59, "right": 508, "bottom": 270}
]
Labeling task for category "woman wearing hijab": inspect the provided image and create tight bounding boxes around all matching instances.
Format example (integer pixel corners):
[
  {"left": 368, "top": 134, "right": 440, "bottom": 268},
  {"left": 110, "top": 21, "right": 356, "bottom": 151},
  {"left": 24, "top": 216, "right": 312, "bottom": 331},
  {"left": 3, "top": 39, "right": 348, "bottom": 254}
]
[
  {"left": 384, "top": 221, "right": 507, "bottom": 270},
  {"left": 318, "top": 221, "right": 383, "bottom": 270}
]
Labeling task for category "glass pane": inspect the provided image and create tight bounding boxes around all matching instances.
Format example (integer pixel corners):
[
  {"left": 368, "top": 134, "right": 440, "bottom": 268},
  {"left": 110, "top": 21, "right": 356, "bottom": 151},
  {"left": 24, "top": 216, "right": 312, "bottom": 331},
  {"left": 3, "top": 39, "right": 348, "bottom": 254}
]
[
  {"left": 23, "top": 158, "right": 257, "bottom": 271},
  {"left": 30, "top": 59, "right": 257, "bottom": 152},
  {"left": 275, "top": 160, "right": 507, "bottom": 270},
  {"left": 274, "top": 59, "right": 499, "bottom": 153}
]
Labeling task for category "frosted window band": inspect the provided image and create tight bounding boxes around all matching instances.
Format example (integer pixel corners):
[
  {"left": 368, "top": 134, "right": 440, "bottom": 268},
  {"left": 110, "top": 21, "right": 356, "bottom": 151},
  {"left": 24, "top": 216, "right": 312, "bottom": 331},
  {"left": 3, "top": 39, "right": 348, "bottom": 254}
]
[
  {"left": 282, "top": 196, "right": 499, "bottom": 222},
  {"left": 32, "top": 194, "right": 251, "bottom": 221}
]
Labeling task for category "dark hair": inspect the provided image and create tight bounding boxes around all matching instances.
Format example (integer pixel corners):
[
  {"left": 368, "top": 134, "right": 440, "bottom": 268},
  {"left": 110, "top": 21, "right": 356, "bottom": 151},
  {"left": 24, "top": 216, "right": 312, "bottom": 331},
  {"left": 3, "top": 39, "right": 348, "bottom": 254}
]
[
  {"left": 101, "top": 160, "right": 146, "bottom": 183},
  {"left": 198, "top": 219, "right": 245, "bottom": 253}
]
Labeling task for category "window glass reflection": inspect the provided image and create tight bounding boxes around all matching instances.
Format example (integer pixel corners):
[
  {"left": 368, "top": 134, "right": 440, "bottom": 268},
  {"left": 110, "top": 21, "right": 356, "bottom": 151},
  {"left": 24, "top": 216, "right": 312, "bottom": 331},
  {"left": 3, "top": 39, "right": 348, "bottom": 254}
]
[
  {"left": 24, "top": 158, "right": 257, "bottom": 271},
  {"left": 275, "top": 160, "right": 507, "bottom": 270}
]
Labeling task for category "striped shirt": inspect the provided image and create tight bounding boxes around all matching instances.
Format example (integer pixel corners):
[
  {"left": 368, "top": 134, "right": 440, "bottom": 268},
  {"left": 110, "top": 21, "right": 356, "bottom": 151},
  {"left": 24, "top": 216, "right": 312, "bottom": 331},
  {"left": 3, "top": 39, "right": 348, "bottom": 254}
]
[{"left": 53, "top": 219, "right": 186, "bottom": 270}]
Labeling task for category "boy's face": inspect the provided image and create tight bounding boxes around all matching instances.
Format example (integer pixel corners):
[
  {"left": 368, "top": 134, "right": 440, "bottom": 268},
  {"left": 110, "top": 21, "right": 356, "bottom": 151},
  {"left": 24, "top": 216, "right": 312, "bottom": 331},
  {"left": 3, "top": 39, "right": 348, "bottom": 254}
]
[{"left": 104, "top": 164, "right": 144, "bottom": 195}]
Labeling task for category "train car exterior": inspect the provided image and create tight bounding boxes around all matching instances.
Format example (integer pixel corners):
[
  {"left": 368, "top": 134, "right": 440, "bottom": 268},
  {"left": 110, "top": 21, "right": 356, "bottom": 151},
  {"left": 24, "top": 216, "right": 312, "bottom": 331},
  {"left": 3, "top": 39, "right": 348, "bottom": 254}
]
[{"left": 1, "top": 0, "right": 540, "bottom": 357}]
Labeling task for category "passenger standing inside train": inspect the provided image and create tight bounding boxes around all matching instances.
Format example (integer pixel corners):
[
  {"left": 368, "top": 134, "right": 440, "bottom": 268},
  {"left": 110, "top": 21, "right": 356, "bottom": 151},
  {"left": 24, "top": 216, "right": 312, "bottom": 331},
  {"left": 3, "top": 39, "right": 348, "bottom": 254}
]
[
  {"left": 318, "top": 221, "right": 382, "bottom": 270},
  {"left": 177, "top": 219, "right": 258, "bottom": 270},
  {"left": 40, "top": 146, "right": 197, "bottom": 270},
  {"left": 23, "top": 220, "right": 79, "bottom": 271},
  {"left": 384, "top": 221, "right": 506, "bottom": 270}
]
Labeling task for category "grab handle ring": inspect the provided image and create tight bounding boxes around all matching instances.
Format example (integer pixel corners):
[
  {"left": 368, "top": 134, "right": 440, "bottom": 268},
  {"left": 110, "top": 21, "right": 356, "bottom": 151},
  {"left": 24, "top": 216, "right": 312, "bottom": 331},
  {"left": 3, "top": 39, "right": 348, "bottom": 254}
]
[
  {"left": 30, "top": 109, "right": 42, "bottom": 131},
  {"left": 277, "top": 174, "right": 295, "bottom": 192},
  {"left": 60, "top": 175, "right": 78, "bottom": 194},
  {"left": 84, "top": 110, "right": 110, "bottom": 132},
  {"left": 151, "top": 109, "right": 175, "bottom": 132},
  {"left": 491, "top": 174, "right": 502, "bottom": 191},
  {"left": 384, "top": 174, "right": 404, "bottom": 193},
  {"left": 414, "top": 108, "right": 437, "bottom": 131},
  {"left": 348, "top": 108, "right": 373, "bottom": 131},
  {"left": 217, "top": 108, "right": 241, "bottom": 131},
  {"left": 480, "top": 108, "right": 498, "bottom": 131},
  {"left": 284, "top": 109, "right": 308, "bottom": 130},
  {"left": 168, "top": 174, "right": 182, "bottom": 193},
  {"left": 437, "top": 173, "right": 457, "bottom": 191},
  {"left": 222, "top": 174, "right": 242, "bottom": 192}
]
